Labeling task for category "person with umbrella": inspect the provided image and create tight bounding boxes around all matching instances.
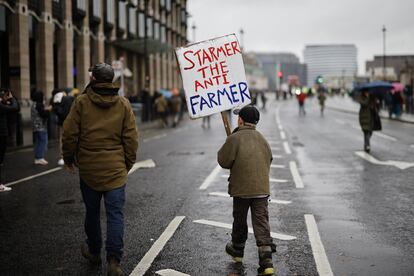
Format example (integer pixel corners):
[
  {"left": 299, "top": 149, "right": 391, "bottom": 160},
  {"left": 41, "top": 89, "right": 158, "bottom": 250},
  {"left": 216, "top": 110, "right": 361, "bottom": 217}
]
[{"left": 358, "top": 89, "right": 381, "bottom": 153}]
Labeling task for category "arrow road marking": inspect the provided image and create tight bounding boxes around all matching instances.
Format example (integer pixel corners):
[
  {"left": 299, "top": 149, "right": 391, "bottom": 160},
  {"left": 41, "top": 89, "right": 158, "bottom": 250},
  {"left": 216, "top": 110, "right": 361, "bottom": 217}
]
[
  {"left": 194, "top": 219, "right": 296, "bottom": 241},
  {"left": 129, "top": 159, "right": 156, "bottom": 175},
  {"left": 208, "top": 192, "right": 292, "bottom": 205},
  {"left": 283, "top": 141, "right": 292, "bottom": 154},
  {"left": 130, "top": 216, "right": 185, "bottom": 276},
  {"left": 355, "top": 151, "right": 414, "bottom": 170},
  {"left": 305, "top": 214, "right": 334, "bottom": 276},
  {"left": 156, "top": 269, "right": 190, "bottom": 276},
  {"left": 290, "top": 161, "right": 304, "bottom": 188},
  {"left": 199, "top": 164, "right": 222, "bottom": 190}
]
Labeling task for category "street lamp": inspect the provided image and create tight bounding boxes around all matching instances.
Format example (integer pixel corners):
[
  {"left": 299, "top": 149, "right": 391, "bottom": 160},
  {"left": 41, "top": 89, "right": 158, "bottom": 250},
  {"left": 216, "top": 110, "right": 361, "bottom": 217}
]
[
  {"left": 239, "top": 28, "right": 244, "bottom": 51},
  {"left": 191, "top": 22, "right": 196, "bottom": 42},
  {"left": 382, "top": 25, "right": 386, "bottom": 81}
]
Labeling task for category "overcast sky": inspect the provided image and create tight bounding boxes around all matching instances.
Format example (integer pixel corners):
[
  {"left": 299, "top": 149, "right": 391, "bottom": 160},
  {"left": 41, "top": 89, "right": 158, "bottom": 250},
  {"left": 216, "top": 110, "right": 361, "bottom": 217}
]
[{"left": 187, "top": 0, "right": 414, "bottom": 74}]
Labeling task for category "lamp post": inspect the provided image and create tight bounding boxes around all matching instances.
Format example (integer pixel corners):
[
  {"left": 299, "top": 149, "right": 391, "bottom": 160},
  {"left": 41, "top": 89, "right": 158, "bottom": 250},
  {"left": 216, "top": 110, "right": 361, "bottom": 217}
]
[
  {"left": 191, "top": 22, "right": 196, "bottom": 42},
  {"left": 239, "top": 28, "right": 244, "bottom": 51},
  {"left": 382, "top": 25, "right": 386, "bottom": 81}
]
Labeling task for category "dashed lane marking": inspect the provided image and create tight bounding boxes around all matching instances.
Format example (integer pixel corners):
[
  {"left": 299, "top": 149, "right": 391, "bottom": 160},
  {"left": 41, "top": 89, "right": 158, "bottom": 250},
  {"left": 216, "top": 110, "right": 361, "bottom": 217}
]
[
  {"left": 273, "top": 155, "right": 283, "bottom": 159},
  {"left": 280, "top": 131, "right": 286, "bottom": 140},
  {"left": 199, "top": 165, "right": 222, "bottom": 190},
  {"left": 208, "top": 192, "right": 292, "bottom": 205},
  {"left": 143, "top": 133, "right": 167, "bottom": 142},
  {"left": 156, "top": 269, "right": 190, "bottom": 276},
  {"left": 130, "top": 216, "right": 185, "bottom": 276},
  {"left": 129, "top": 159, "right": 156, "bottom": 175},
  {"left": 290, "top": 161, "right": 304, "bottom": 188},
  {"left": 271, "top": 147, "right": 281, "bottom": 151},
  {"left": 411, "top": 145, "right": 414, "bottom": 148},
  {"left": 268, "top": 141, "right": 281, "bottom": 145},
  {"left": 283, "top": 141, "right": 292, "bottom": 154},
  {"left": 271, "top": 164, "right": 285, "bottom": 169},
  {"left": 278, "top": 124, "right": 283, "bottom": 131},
  {"left": 305, "top": 214, "right": 334, "bottom": 276},
  {"left": 355, "top": 151, "right": 414, "bottom": 170},
  {"left": 5, "top": 167, "right": 63, "bottom": 187},
  {"left": 194, "top": 219, "right": 297, "bottom": 241}
]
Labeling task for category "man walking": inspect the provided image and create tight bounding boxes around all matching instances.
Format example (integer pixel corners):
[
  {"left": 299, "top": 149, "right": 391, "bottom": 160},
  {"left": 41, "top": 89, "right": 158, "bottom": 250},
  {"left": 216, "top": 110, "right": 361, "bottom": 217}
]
[
  {"left": 218, "top": 105, "right": 275, "bottom": 276},
  {"left": 62, "top": 63, "right": 138, "bottom": 276}
]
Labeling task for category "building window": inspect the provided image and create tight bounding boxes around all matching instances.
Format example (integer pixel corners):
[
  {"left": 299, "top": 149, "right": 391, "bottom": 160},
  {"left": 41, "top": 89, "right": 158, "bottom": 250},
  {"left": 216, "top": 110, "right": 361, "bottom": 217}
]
[
  {"left": 128, "top": 7, "right": 137, "bottom": 36},
  {"left": 106, "top": 0, "right": 114, "bottom": 24},
  {"left": 138, "top": 12, "right": 145, "bottom": 38},
  {"left": 146, "top": 16, "right": 153, "bottom": 38},
  {"left": 93, "top": 0, "right": 101, "bottom": 18},
  {"left": 160, "top": 25, "right": 166, "bottom": 43},
  {"left": 166, "top": 0, "right": 171, "bottom": 12},
  {"left": 77, "top": 0, "right": 86, "bottom": 11},
  {"left": 154, "top": 21, "right": 159, "bottom": 40},
  {"left": 118, "top": 1, "right": 127, "bottom": 30}
]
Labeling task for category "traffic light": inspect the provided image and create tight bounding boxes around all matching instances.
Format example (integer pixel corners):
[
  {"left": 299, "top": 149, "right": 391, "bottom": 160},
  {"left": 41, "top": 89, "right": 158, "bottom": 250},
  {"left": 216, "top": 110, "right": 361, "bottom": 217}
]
[
  {"left": 315, "top": 75, "right": 324, "bottom": 84},
  {"left": 277, "top": 71, "right": 283, "bottom": 78}
]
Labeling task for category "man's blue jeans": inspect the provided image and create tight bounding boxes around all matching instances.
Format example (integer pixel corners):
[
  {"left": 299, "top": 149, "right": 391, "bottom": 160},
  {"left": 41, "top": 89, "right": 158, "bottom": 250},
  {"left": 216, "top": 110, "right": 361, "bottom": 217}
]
[{"left": 80, "top": 179, "right": 125, "bottom": 262}]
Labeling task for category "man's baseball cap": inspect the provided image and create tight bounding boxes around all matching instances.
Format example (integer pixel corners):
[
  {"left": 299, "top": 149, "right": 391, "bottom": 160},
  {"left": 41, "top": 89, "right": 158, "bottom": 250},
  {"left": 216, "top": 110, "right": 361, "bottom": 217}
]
[
  {"left": 233, "top": 105, "right": 260, "bottom": 125},
  {"left": 89, "top": 63, "right": 114, "bottom": 83}
]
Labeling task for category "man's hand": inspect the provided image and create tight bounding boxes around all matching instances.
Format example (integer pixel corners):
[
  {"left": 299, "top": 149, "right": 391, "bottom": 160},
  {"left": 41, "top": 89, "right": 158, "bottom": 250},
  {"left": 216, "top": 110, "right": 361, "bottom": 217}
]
[{"left": 65, "top": 163, "right": 76, "bottom": 175}]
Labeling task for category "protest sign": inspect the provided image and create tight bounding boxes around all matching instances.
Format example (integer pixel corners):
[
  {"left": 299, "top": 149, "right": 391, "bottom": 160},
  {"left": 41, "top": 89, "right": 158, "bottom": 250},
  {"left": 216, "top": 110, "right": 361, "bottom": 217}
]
[{"left": 175, "top": 34, "right": 251, "bottom": 120}]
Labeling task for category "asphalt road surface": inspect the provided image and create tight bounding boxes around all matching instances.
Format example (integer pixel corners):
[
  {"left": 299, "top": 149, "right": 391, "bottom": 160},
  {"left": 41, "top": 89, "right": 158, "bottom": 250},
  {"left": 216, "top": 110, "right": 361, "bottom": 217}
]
[{"left": 1, "top": 96, "right": 413, "bottom": 276}]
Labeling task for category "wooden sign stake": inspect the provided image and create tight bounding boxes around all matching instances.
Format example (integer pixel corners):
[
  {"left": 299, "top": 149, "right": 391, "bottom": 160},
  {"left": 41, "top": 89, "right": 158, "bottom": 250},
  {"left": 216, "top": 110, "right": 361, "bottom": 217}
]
[{"left": 221, "top": 111, "right": 232, "bottom": 137}]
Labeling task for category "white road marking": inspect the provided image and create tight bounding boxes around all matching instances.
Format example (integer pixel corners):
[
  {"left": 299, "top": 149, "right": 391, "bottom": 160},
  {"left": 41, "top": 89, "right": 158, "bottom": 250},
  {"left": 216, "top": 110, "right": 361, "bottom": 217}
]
[
  {"left": 411, "top": 145, "right": 414, "bottom": 148},
  {"left": 5, "top": 167, "right": 63, "bottom": 187},
  {"left": 156, "top": 269, "right": 190, "bottom": 276},
  {"left": 273, "top": 155, "right": 283, "bottom": 159},
  {"left": 275, "top": 110, "right": 281, "bottom": 125},
  {"left": 271, "top": 147, "right": 281, "bottom": 151},
  {"left": 194, "top": 219, "right": 296, "bottom": 241},
  {"left": 130, "top": 216, "right": 185, "bottom": 276},
  {"left": 355, "top": 151, "right": 414, "bottom": 170},
  {"left": 143, "top": 133, "right": 167, "bottom": 142},
  {"left": 335, "top": 119, "right": 346, "bottom": 125},
  {"left": 268, "top": 140, "right": 281, "bottom": 145},
  {"left": 278, "top": 124, "right": 283, "bottom": 131},
  {"left": 283, "top": 141, "right": 292, "bottom": 154},
  {"left": 304, "top": 214, "right": 334, "bottom": 276},
  {"left": 199, "top": 165, "right": 222, "bottom": 190},
  {"left": 208, "top": 192, "right": 292, "bottom": 205},
  {"left": 270, "top": 178, "right": 288, "bottom": 183},
  {"left": 280, "top": 131, "right": 286, "bottom": 140},
  {"left": 129, "top": 159, "right": 156, "bottom": 175},
  {"left": 290, "top": 161, "right": 304, "bottom": 188},
  {"left": 271, "top": 164, "right": 285, "bottom": 169},
  {"left": 373, "top": 132, "right": 397, "bottom": 142}
]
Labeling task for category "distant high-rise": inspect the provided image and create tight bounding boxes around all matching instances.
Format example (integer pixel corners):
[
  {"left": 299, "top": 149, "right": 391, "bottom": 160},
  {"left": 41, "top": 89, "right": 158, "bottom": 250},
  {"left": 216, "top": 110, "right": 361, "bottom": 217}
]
[
  {"left": 304, "top": 44, "right": 357, "bottom": 86},
  {"left": 255, "top": 53, "right": 307, "bottom": 90}
]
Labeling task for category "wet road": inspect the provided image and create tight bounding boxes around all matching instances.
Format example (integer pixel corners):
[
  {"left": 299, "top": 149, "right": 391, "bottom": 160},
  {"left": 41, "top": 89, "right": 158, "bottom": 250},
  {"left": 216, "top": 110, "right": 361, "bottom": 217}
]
[{"left": 1, "top": 96, "right": 413, "bottom": 275}]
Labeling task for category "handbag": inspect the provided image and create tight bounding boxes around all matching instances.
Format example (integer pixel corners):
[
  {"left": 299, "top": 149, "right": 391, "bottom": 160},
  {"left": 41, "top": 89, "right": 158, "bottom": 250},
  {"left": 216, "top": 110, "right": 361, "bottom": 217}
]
[{"left": 372, "top": 109, "right": 382, "bottom": 131}]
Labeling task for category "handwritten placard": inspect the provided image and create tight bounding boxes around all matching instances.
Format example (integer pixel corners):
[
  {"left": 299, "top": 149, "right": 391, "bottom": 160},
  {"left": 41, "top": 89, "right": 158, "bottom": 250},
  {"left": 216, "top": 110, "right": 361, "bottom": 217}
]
[{"left": 176, "top": 34, "right": 251, "bottom": 118}]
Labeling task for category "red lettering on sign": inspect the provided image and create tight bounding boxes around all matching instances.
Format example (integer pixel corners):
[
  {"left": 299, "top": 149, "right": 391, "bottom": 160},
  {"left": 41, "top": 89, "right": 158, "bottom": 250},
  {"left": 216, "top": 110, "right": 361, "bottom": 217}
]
[
  {"left": 195, "top": 80, "right": 204, "bottom": 92},
  {"left": 220, "top": 61, "right": 229, "bottom": 74},
  {"left": 231, "top": 41, "right": 242, "bottom": 54},
  {"left": 183, "top": 50, "right": 195, "bottom": 70}
]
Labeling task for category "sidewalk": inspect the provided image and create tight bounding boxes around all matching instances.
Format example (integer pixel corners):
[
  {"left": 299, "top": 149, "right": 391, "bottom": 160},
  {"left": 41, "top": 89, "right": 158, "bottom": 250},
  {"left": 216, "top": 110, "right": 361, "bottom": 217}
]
[
  {"left": 325, "top": 95, "right": 414, "bottom": 124},
  {"left": 2, "top": 116, "right": 185, "bottom": 185}
]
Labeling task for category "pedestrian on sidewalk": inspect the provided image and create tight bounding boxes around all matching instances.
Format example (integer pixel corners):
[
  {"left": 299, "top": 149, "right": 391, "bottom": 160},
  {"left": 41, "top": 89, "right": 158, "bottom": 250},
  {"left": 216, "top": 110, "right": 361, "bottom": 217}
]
[
  {"left": 154, "top": 93, "right": 169, "bottom": 128},
  {"left": 170, "top": 89, "right": 182, "bottom": 128},
  {"left": 218, "top": 105, "right": 275, "bottom": 276},
  {"left": 317, "top": 86, "right": 327, "bottom": 116},
  {"left": 31, "top": 90, "right": 52, "bottom": 165},
  {"left": 52, "top": 89, "right": 74, "bottom": 166},
  {"left": 358, "top": 90, "right": 381, "bottom": 153},
  {"left": 62, "top": 63, "right": 138, "bottom": 276},
  {"left": 0, "top": 88, "right": 19, "bottom": 192}
]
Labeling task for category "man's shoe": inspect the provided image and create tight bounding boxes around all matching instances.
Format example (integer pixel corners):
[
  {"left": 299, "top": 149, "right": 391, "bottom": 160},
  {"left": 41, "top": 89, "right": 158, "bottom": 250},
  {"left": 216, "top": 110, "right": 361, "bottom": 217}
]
[
  {"left": 81, "top": 243, "right": 101, "bottom": 265},
  {"left": 107, "top": 256, "right": 123, "bottom": 276},
  {"left": 257, "top": 246, "right": 274, "bottom": 275},
  {"left": 57, "top": 158, "right": 65, "bottom": 166},
  {"left": 0, "top": 184, "right": 12, "bottom": 192},
  {"left": 225, "top": 242, "right": 245, "bottom": 263},
  {"left": 34, "top": 159, "right": 48, "bottom": 165}
]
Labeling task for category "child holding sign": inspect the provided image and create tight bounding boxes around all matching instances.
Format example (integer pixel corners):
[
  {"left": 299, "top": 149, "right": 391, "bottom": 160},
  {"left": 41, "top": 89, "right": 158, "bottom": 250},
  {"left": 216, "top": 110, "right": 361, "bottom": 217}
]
[{"left": 217, "top": 105, "right": 275, "bottom": 276}]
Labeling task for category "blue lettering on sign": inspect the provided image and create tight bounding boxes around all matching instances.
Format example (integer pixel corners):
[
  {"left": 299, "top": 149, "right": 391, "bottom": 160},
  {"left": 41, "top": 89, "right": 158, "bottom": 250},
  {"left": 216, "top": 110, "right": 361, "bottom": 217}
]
[{"left": 189, "top": 81, "right": 250, "bottom": 116}]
